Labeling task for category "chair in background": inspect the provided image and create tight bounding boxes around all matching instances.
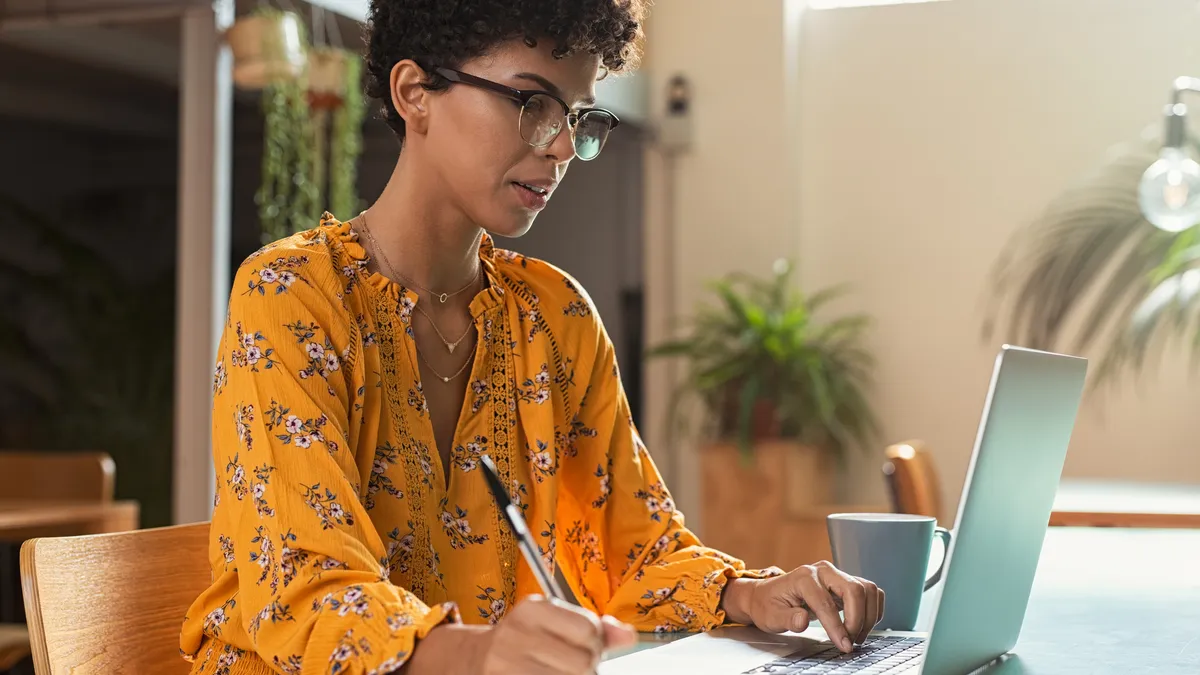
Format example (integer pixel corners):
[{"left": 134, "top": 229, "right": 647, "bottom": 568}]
[
  {"left": 882, "top": 440, "right": 943, "bottom": 523},
  {"left": 0, "top": 624, "right": 29, "bottom": 672},
  {"left": 0, "top": 451, "right": 117, "bottom": 674},
  {"left": 20, "top": 522, "right": 211, "bottom": 675},
  {"left": 0, "top": 452, "right": 115, "bottom": 504}
]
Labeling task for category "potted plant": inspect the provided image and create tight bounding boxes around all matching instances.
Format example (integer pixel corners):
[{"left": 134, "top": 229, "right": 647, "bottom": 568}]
[
  {"left": 226, "top": 8, "right": 308, "bottom": 91},
  {"left": 307, "top": 47, "right": 367, "bottom": 220},
  {"left": 650, "top": 259, "right": 878, "bottom": 557},
  {"left": 984, "top": 135, "right": 1199, "bottom": 384}
]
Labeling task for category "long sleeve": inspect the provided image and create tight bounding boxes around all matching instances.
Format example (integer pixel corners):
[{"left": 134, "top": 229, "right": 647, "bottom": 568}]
[
  {"left": 203, "top": 250, "right": 455, "bottom": 674},
  {"left": 555, "top": 311, "right": 780, "bottom": 634}
]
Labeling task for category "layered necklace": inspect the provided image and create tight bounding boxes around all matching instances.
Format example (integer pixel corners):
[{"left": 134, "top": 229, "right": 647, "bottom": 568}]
[{"left": 358, "top": 213, "right": 481, "bottom": 383}]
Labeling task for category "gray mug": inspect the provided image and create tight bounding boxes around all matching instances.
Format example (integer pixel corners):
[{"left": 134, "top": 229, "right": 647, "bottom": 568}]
[{"left": 826, "top": 513, "right": 951, "bottom": 631}]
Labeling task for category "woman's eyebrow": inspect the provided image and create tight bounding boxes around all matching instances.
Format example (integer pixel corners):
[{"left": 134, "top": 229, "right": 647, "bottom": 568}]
[{"left": 513, "top": 72, "right": 597, "bottom": 106}]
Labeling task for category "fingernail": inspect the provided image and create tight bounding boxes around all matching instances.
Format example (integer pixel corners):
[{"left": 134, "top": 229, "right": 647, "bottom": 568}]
[{"left": 841, "top": 637, "right": 854, "bottom": 651}]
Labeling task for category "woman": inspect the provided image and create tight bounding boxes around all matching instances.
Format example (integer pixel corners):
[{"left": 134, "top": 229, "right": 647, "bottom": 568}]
[{"left": 180, "top": 1, "right": 884, "bottom": 673}]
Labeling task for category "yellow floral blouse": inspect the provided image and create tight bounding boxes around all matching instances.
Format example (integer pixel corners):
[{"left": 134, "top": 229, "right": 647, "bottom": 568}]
[{"left": 180, "top": 215, "right": 773, "bottom": 675}]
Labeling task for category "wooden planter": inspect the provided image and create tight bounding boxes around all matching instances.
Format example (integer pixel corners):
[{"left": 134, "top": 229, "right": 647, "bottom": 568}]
[
  {"left": 700, "top": 440, "right": 835, "bottom": 567},
  {"left": 226, "top": 12, "right": 308, "bottom": 90},
  {"left": 307, "top": 47, "right": 348, "bottom": 111}
]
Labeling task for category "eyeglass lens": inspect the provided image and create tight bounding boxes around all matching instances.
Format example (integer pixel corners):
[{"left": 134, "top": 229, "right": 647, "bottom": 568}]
[{"left": 518, "top": 94, "right": 614, "bottom": 160}]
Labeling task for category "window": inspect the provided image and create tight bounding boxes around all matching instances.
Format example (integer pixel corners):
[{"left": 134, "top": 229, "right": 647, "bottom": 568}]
[{"left": 808, "top": 0, "right": 950, "bottom": 8}]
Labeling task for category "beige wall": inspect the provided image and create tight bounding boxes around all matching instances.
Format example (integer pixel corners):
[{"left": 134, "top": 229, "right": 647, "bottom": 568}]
[
  {"left": 641, "top": 0, "right": 798, "bottom": 523},
  {"left": 645, "top": 0, "right": 1200, "bottom": 527}
]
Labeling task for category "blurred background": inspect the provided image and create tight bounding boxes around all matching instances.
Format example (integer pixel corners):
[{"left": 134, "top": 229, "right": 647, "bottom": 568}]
[{"left": 2, "top": 0, "right": 1200, "bottom": 640}]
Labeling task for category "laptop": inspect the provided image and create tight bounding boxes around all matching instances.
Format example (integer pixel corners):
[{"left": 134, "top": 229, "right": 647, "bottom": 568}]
[{"left": 601, "top": 345, "right": 1088, "bottom": 675}]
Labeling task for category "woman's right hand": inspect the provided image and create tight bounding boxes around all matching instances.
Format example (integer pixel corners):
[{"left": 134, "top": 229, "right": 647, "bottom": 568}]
[
  {"left": 475, "top": 595, "right": 637, "bottom": 675},
  {"left": 404, "top": 595, "right": 637, "bottom": 675}
]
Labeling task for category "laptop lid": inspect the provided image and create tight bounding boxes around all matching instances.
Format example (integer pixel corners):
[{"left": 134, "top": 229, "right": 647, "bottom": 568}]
[{"left": 921, "top": 346, "right": 1087, "bottom": 675}]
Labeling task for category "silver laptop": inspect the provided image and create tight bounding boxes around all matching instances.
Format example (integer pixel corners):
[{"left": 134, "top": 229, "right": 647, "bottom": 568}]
[{"left": 601, "top": 345, "right": 1088, "bottom": 675}]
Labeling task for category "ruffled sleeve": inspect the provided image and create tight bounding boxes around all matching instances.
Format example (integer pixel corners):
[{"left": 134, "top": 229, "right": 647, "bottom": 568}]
[{"left": 554, "top": 284, "right": 780, "bottom": 633}]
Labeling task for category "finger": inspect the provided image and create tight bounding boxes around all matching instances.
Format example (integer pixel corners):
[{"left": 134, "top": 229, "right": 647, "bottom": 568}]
[
  {"left": 750, "top": 600, "right": 797, "bottom": 634},
  {"left": 818, "top": 564, "right": 867, "bottom": 647},
  {"left": 523, "top": 662, "right": 569, "bottom": 675},
  {"left": 534, "top": 598, "right": 604, "bottom": 651},
  {"left": 799, "top": 569, "right": 853, "bottom": 652},
  {"left": 756, "top": 605, "right": 812, "bottom": 634},
  {"left": 790, "top": 608, "right": 812, "bottom": 634},
  {"left": 876, "top": 587, "right": 886, "bottom": 626},
  {"left": 601, "top": 615, "right": 638, "bottom": 649},
  {"left": 856, "top": 581, "right": 878, "bottom": 645},
  {"left": 528, "top": 627, "right": 603, "bottom": 674}
]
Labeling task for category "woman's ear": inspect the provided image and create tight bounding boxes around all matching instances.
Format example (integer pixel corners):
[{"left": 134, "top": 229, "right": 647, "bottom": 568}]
[{"left": 390, "top": 60, "right": 430, "bottom": 135}]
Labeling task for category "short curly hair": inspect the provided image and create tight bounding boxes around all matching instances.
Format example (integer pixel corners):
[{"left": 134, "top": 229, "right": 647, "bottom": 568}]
[{"left": 364, "top": 0, "right": 645, "bottom": 143}]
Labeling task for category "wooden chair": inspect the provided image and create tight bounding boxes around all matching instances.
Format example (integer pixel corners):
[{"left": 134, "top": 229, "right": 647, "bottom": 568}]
[
  {"left": 882, "top": 440, "right": 943, "bottom": 523},
  {"left": 0, "top": 451, "right": 117, "bottom": 672},
  {"left": 20, "top": 522, "right": 211, "bottom": 675},
  {"left": 0, "top": 451, "right": 115, "bottom": 503}
]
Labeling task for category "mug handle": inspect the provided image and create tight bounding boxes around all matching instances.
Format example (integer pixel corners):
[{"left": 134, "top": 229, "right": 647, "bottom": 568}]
[{"left": 923, "top": 527, "right": 952, "bottom": 591}]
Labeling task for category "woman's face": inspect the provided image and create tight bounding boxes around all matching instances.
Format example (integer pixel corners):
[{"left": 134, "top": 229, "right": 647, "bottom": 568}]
[{"left": 403, "top": 41, "right": 603, "bottom": 238}]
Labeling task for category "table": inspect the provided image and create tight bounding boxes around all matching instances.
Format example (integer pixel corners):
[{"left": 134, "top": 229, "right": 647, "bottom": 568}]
[
  {"left": 1051, "top": 479, "right": 1200, "bottom": 528},
  {"left": 0, "top": 500, "right": 140, "bottom": 541},
  {"left": 603, "top": 528, "right": 1200, "bottom": 673}
]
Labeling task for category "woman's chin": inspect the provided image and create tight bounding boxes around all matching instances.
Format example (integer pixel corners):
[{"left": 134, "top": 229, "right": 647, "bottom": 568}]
[{"left": 484, "top": 214, "right": 538, "bottom": 240}]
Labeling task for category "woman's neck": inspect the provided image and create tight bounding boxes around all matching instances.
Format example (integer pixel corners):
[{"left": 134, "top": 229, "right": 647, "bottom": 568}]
[{"left": 363, "top": 153, "right": 484, "bottom": 295}]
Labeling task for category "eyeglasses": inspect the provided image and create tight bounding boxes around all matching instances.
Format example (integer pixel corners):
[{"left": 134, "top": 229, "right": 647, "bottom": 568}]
[{"left": 433, "top": 67, "right": 620, "bottom": 161}]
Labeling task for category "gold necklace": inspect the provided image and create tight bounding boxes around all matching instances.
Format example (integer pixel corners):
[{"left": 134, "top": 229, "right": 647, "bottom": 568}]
[
  {"left": 359, "top": 212, "right": 480, "bottom": 304},
  {"left": 414, "top": 302, "right": 474, "bottom": 353},
  {"left": 357, "top": 214, "right": 479, "bottom": 353},
  {"left": 414, "top": 341, "right": 474, "bottom": 383}
]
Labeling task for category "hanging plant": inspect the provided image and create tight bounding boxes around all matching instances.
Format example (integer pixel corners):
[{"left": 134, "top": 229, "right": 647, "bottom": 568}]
[
  {"left": 329, "top": 52, "right": 366, "bottom": 218},
  {"left": 256, "top": 70, "right": 320, "bottom": 244},
  {"left": 306, "top": 46, "right": 367, "bottom": 220}
]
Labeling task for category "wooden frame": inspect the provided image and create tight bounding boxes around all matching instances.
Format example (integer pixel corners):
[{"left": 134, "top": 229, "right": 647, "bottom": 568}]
[{"left": 1048, "top": 510, "right": 1200, "bottom": 529}]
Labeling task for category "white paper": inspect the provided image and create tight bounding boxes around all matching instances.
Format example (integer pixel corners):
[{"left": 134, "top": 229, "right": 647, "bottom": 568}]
[{"left": 598, "top": 627, "right": 820, "bottom": 675}]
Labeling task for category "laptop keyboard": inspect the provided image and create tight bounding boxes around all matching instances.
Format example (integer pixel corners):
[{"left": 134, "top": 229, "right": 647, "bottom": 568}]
[{"left": 742, "top": 635, "right": 926, "bottom": 674}]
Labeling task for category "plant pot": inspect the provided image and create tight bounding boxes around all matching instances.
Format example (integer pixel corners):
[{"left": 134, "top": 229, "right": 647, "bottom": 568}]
[
  {"left": 307, "top": 47, "right": 348, "bottom": 111},
  {"left": 700, "top": 440, "right": 834, "bottom": 567},
  {"left": 717, "top": 386, "right": 783, "bottom": 441},
  {"left": 226, "top": 12, "right": 308, "bottom": 90}
]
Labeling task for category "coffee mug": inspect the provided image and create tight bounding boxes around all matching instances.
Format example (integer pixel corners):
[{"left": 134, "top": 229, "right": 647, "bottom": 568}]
[{"left": 826, "top": 513, "right": 951, "bottom": 631}]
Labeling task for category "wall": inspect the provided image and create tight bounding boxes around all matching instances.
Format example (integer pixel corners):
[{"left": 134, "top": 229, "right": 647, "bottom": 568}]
[
  {"left": 796, "top": 0, "right": 1200, "bottom": 514},
  {"left": 641, "top": 0, "right": 798, "bottom": 523},
  {"left": 644, "top": 0, "right": 1200, "bottom": 526}
]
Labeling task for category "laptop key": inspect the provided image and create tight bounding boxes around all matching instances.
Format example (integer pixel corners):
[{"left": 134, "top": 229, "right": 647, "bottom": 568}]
[{"left": 740, "top": 637, "right": 926, "bottom": 675}]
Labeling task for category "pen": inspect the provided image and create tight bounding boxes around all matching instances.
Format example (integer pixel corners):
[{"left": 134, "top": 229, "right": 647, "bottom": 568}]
[{"left": 479, "top": 453, "right": 567, "bottom": 601}]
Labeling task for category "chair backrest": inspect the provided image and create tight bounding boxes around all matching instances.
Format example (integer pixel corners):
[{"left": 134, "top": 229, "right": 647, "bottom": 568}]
[
  {"left": 882, "top": 440, "right": 943, "bottom": 522},
  {"left": 0, "top": 451, "right": 115, "bottom": 502},
  {"left": 20, "top": 522, "right": 211, "bottom": 675}
]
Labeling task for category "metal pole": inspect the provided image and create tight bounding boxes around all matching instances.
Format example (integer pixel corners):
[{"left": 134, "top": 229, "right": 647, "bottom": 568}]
[{"left": 173, "top": 0, "right": 233, "bottom": 524}]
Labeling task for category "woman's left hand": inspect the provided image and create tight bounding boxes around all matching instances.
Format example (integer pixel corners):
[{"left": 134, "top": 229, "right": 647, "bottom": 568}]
[{"left": 720, "top": 562, "right": 885, "bottom": 653}]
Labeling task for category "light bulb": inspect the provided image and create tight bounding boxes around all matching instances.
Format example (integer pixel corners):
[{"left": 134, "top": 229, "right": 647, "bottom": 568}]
[{"left": 1139, "top": 147, "right": 1200, "bottom": 232}]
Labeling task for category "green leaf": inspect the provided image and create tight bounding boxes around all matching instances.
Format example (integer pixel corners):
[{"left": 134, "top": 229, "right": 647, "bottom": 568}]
[{"left": 649, "top": 261, "right": 877, "bottom": 461}]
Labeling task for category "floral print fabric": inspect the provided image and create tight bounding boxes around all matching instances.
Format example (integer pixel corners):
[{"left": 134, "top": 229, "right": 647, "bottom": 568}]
[{"left": 180, "top": 215, "right": 774, "bottom": 675}]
